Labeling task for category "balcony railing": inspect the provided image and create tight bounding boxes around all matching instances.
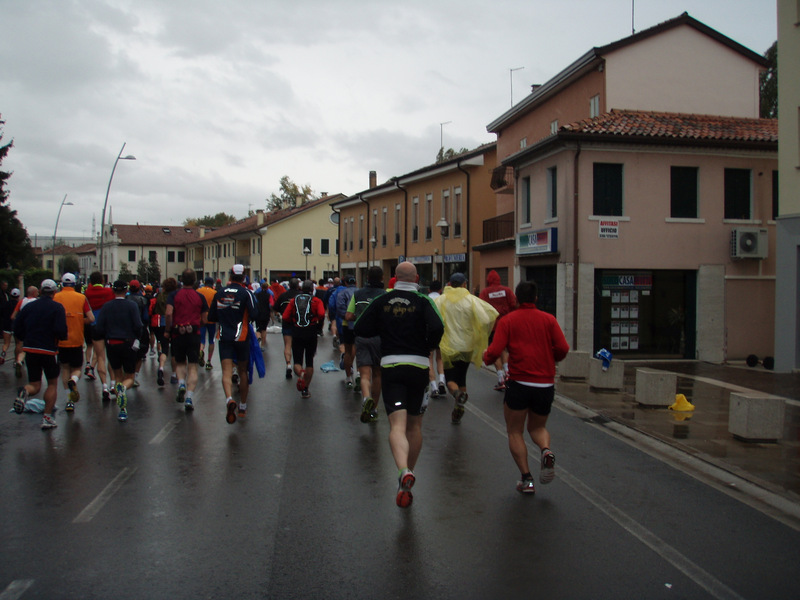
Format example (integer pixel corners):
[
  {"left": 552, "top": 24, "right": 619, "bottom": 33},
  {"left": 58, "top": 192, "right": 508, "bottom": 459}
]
[
  {"left": 235, "top": 255, "right": 250, "bottom": 265},
  {"left": 483, "top": 212, "right": 515, "bottom": 243}
]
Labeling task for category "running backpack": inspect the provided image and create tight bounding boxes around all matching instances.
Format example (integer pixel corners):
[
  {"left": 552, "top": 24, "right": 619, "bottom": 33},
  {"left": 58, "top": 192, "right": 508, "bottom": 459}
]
[
  {"left": 353, "top": 287, "right": 385, "bottom": 321},
  {"left": 293, "top": 294, "right": 313, "bottom": 328}
]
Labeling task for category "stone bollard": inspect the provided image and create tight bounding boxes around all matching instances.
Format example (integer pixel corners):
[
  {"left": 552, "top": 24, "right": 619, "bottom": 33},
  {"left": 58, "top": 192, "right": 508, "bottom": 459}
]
[
  {"left": 635, "top": 368, "right": 677, "bottom": 407},
  {"left": 558, "top": 351, "right": 590, "bottom": 381},
  {"left": 728, "top": 393, "right": 785, "bottom": 443},
  {"left": 588, "top": 358, "right": 624, "bottom": 391}
]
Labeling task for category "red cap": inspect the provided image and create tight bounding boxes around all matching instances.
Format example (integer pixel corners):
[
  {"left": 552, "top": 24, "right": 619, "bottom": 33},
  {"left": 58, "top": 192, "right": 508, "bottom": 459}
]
[{"left": 128, "top": 279, "right": 140, "bottom": 290}]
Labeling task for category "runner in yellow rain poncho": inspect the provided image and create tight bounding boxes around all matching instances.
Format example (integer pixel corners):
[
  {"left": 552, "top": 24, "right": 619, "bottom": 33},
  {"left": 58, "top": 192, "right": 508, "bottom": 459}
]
[{"left": 434, "top": 273, "right": 499, "bottom": 424}]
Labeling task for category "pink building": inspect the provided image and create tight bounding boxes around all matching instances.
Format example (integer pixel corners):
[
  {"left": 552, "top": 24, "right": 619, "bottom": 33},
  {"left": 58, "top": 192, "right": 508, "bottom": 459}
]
[{"left": 483, "top": 13, "right": 776, "bottom": 361}]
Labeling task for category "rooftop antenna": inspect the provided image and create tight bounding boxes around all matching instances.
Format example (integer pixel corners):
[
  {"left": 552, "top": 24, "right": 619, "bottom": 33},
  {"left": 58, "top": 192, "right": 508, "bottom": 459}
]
[
  {"left": 439, "top": 121, "right": 452, "bottom": 152},
  {"left": 509, "top": 66, "right": 524, "bottom": 106},
  {"left": 631, "top": 0, "right": 635, "bottom": 35}
]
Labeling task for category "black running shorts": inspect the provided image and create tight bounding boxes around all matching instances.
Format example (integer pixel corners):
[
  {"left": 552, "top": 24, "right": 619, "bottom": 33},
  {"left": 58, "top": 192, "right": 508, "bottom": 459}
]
[{"left": 504, "top": 381, "right": 554, "bottom": 415}]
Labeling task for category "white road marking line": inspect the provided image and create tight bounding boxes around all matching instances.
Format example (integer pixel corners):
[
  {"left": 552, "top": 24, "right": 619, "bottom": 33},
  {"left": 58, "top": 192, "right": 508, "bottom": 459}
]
[
  {"left": 0, "top": 580, "right": 35, "bottom": 600},
  {"left": 467, "top": 403, "right": 746, "bottom": 600},
  {"left": 73, "top": 467, "right": 137, "bottom": 524},
  {"left": 150, "top": 418, "right": 181, "bottom": 445}
]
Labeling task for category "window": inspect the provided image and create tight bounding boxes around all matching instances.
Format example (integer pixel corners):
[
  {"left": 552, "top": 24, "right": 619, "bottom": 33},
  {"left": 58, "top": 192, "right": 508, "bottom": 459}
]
[
  {"left": 772, "top": 170, "right": 779, "bottom": 220},
  {"left": 425, "top": 194, "right": 433, "bottom": 240},
  {"left": 302, "top": 238, "right": 312, "bottom": 254},
  {"left": 349, "top": 218, "right": 354, "bottom": 251},
  {"left": 593, "top": 163, "right": 623, "bottom": 216},
  {"left": 381, "top": 208, "right": 387, "bottom": 247},
  {"left": 724, "top": 168, "right": 752, "bottom": 220},
  {"left": 372, "top": 209, "right": 379, "bottom": 245},
  {"left": 149, "top": 250, "right": 157, "bottom": 262},
  {"left": 441, "top": 189, "right": 450, "bottom": 237},
  {"left": 168, "top": 251, "right": 175, "bottom": 262},
  {"left": 453, "top": 188, "right": 462, "bottom": 236},
  {"left": 343, "top": 218, "right": 349, "bottom": 252},
  {"left": 521, "top": 176, "right": 531, "bottom": 224},
  {"left": 128, "top": 250, "right": 136, "bottom": 262},
  {"left": 394, "top": 204, "right": 401, "bottom": 245},
  {"left": 177, "top": 251, "right": 185, "bottom": 262},
  {"left": 321, "top": 239, "right": 330, "bottom": 255},
  {"left": 546, "top": 167, "right": 558, "bottom": 219},
  {"left": 359, "top": 215, "right": 364, "bottom": 250},
  {"left": 520, "top": 137, "right": 527, "bottom": 149},
  {"left": 670, "top": 167, "right": 698, "bottom": 218},
  {"left": 412, "top": 197, "right": 419, "bottom": 242},
  {"left": 550, "top": 120, "right": 558, "bottom": 134},
  {"left": 590, "top": 94, "right": 600, "bottom": 118}
]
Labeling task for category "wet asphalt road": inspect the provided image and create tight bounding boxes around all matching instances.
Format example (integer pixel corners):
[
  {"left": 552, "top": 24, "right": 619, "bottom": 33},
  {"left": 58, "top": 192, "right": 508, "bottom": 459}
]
[{"left": 1, "top": 334, "right": 799, "bottom": 599}]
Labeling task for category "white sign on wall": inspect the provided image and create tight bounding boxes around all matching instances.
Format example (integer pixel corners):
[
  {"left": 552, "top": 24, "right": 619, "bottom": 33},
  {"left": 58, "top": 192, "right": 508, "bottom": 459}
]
[{"left": 599, "top": 220, "right": 619, "bottom": 239}]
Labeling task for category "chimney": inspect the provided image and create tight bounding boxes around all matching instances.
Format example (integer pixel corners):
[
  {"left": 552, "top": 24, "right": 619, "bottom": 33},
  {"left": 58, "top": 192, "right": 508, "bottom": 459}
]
[
  {"left": 257, "top": 210, "right": 264, "bottom": 226},
  {"left": 369, "top": 171, "right": 377, "bottom": 189}
]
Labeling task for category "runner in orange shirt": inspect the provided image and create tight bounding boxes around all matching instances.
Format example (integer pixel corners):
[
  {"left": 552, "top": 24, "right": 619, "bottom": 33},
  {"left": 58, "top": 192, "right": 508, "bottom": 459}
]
[{"left": 54, "top": 273, "right": 94, "bottom": 411}]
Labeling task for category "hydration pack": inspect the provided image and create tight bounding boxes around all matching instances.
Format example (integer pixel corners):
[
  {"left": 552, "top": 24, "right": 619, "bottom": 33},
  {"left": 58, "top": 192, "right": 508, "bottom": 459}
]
[{"left": 293, "top": 294, "right": 313, "bottom": 328}]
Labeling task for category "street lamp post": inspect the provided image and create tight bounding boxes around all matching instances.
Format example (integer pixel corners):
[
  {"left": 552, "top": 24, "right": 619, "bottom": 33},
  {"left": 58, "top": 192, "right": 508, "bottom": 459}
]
[
  {"left": 52, "top": 194, "right": 74, "bottom": 276},
  {"left": 369, "top": 236, "right": 377, "bottom": 268},
  {"left": 436, "top": 217, "right": 449, "bottom": 283},
  {"left": 303, "top": 246, "right": 311, "bottom": 280},
  {"left": 99, "top": 142, "right": 136, "bottom": 281}
]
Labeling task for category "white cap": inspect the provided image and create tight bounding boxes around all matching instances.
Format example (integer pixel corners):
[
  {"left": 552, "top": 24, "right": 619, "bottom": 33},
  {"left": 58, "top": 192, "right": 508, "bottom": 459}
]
[
  {"left": 232, "top": 264, "right": 245, "bottom": 275},
  {"left": 61, "top": 273, "right": 77, "bottom": 286},
  {"left": 10, "top": 288, "right": 20, "bottom": 297},
  {"left": 41, "top": 279, "right": 58, "bottom": 292}
]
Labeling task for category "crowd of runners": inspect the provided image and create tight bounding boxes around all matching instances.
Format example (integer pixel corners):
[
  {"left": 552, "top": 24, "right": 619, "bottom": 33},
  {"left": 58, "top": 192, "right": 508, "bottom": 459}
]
[{"left": 2, "top": 262, "right": 569, "bottom": 507}]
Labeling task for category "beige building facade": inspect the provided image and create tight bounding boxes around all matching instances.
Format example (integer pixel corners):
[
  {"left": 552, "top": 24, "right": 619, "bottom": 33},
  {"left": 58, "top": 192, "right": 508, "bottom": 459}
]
[{"left": 486, "top": 13, "right": 775, "bottom": 362}]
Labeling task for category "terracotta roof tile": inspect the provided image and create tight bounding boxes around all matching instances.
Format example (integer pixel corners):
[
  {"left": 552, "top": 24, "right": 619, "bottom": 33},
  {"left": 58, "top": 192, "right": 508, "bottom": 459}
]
[
  {"left": 561, "top": 110, "right": 777, "bottom": 143},
  {"left": 112, "top": 224, "right": 202, "bottom": 246}
]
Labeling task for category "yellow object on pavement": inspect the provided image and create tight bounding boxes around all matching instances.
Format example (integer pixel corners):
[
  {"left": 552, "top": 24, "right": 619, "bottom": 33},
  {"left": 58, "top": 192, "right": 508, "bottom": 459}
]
[{"left": 669, "top": 393, "right": 695, "bottom": 411}]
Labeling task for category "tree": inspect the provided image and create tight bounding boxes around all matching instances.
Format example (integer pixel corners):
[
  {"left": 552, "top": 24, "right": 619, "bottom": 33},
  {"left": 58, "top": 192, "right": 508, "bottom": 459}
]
[
  {"left": 148, "top": 255, "right": 161, "bottom": 284},
  {"left": 184, "top": 212, "right": 237, "bottom": 228},
  {"left": 118, "top": 262, "right": 133, "bottom": 283},
  {"left": 436, "top": 147, "right": 470, "bottom": 164},
  {"left": 266, "top": 175, "right": 315, "bottom": 211},
  {"left": 760, "top": 41, "right": 777, "bottom": 119},
  {"left": 58, "top": 254, "right": 79, "bottom": 276},
  {"left": 0, "top": 115, "right": 36, "bottom": 270},
  {"left": 137, "top": 258, "right": 149, "bottom": 282}
]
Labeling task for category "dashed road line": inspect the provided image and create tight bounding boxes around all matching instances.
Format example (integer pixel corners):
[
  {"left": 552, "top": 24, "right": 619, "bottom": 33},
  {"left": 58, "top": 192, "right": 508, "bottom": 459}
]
[{"left": 73, "top": 467, "right": 138, "bottom": 524}]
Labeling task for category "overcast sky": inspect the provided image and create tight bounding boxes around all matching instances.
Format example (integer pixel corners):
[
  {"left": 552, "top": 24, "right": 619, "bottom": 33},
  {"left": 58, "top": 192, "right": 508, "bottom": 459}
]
[{"left": 0, "top": 0, "right": 777, "bottom": 241}]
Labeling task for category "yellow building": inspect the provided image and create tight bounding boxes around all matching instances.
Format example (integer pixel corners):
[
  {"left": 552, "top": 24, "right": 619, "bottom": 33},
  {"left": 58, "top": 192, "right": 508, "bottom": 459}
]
[{"left": 187, "top": 195, "right": 343, "bottom": 285}]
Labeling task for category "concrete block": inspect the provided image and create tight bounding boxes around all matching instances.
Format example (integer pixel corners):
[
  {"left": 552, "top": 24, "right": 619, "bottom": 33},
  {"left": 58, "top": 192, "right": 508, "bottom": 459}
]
[
  {"left": 588, "top": 359, "right": 624, "bottom": 391},
  {"left": 728, "top": 393, "right": 785, "bottom": 443},
  {"left": 559, "top": 351, "right": 590, "bottom": 380},
  {"left": 635, "top": 368, "right": 677, "bottom": 407}
]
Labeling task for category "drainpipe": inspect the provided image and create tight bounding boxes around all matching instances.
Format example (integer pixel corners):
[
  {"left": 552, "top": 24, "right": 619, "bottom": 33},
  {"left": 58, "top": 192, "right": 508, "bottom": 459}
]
[
  {"left": 456, "top": 159, "right": 472, "bottom": 286},
  {"left": 394, "top": 178, "right": 408, "bottom": 268},
  {"left": 572, "top": 142, "right": 581, "bottom": 349}
]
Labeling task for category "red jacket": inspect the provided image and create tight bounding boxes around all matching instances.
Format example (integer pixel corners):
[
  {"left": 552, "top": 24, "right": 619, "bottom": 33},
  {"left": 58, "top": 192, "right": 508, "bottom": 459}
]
[
  {"left": 479, "top": 270, "right": 516, "bottom": 320},
  {"left": 483, "top": 303, "right": 569, "bottom": 385}
]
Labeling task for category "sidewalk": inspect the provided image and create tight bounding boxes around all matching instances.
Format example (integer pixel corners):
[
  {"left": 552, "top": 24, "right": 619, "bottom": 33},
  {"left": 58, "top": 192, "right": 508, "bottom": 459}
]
[{"left": 553, "top": 360, "right": 800, "bottom": 506}]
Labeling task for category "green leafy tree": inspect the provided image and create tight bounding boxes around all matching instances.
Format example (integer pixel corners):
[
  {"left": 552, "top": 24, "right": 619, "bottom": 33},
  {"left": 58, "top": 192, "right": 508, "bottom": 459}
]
[
  {"left": 0, "top": 115, "right": 36, "bottom": 269},
  {"left": 436, "top": 147, "right": 470, "bottom": 164},
  {"left": 148, "top": 255, "right": 161, "bottom": 284},
  {"left": 760, "top": 41, "right": 777, "bottom": 119},
  {"left": 118, "top": 262, "right": 133, "bottom": 283},
  {"left": 58, "top": 254, "right": 80, "bottom": 276},
  {"left": 266, "top": 175, "right": 315, "bottom": 211},
  {"left": 184, "top": 212, "right": 237, "bottom": 228},
  {"left": 137, "top": 257, "right": 149, "bottom": 282}
]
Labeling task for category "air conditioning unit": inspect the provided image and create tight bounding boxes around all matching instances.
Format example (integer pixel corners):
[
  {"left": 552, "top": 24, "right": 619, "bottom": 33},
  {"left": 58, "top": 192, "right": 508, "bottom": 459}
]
[{"left": 730, "top": 228, "right": 768, "bottom": 259}]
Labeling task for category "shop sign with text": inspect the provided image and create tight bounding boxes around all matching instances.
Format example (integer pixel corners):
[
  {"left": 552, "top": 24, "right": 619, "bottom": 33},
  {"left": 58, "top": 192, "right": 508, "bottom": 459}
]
[{"left": 517, "top": 228, "right": 558, "bottom": 255}]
